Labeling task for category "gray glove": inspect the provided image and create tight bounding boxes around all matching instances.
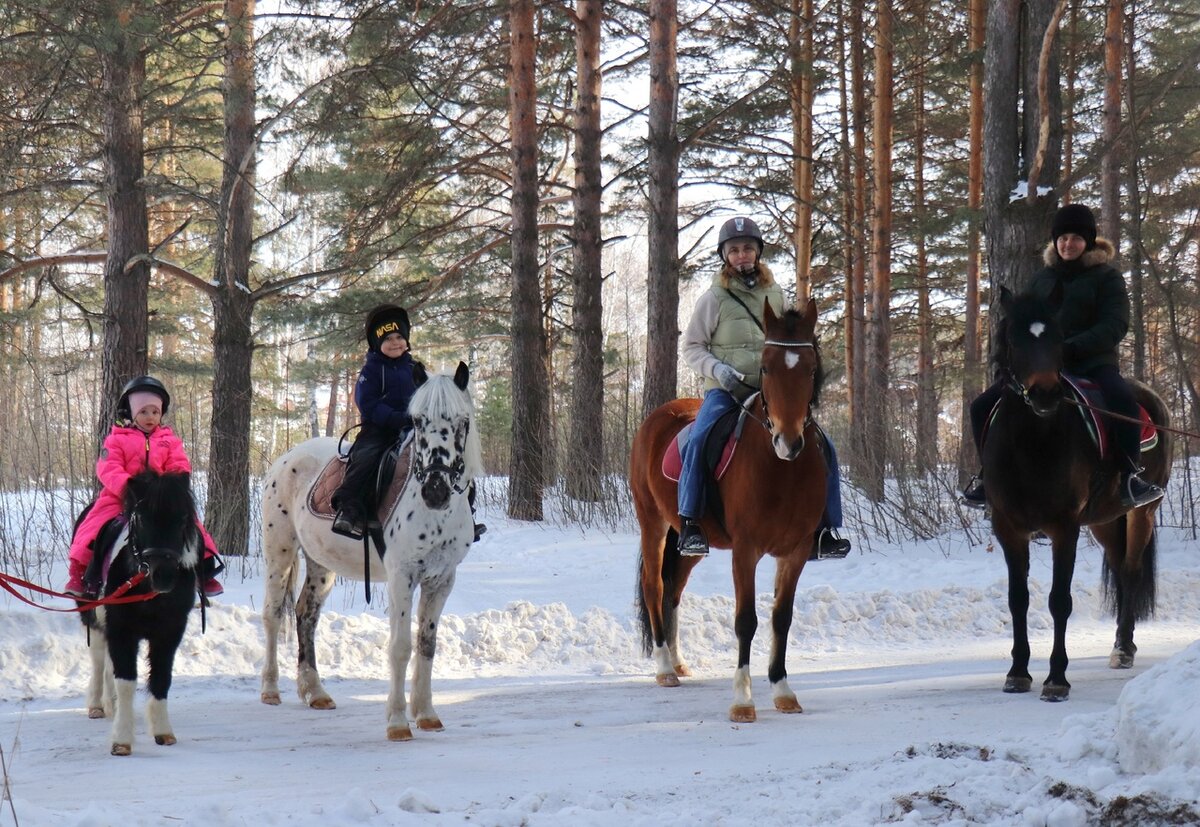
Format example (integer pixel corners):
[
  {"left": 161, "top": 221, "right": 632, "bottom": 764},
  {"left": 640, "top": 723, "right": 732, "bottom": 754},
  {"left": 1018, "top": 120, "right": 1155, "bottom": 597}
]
[{"left": 713, "top": 363, "right": 745, "bottom": 393}]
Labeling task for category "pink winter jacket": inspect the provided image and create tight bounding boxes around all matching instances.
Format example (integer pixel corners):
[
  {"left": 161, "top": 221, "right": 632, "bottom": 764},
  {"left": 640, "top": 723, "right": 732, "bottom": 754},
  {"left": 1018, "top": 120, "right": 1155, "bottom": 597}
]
[{"left": 68, "top": 423, "right": 218, "bottom": 565}]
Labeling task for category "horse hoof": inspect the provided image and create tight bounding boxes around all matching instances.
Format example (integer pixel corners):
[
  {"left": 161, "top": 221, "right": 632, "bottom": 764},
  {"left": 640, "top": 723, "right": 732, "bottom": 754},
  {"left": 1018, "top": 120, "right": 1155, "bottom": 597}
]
[
  {"left": 309, "top": 697, "right": 337, "bottom": 710},
  {"left": 111, "top": 743, "right": 131, "bottom": 756},
  {"left": 88, "top": 707, "right": 106, "bottom": 719},
  {"left": 655, "top": 673, "right": 681, "bottom": 687},
  {"left": 674, "top": 664, "right": 692, "bottom": 678},
  {"left": 387, "top": 726, "right": 414, "bottom": 742},
  {"left": 729, "top": 705, "right": 757, "bottom": 723},
  {"left": 154, "top": 734, "right": 177, "bottom": 746},
  {"left": 261, "top": 692, "right": 282, "bottom": 706},
  {"left": 1040, "top": 684, "right": 1070, "bottom": 702},
  {"left": 1109, "top": 650, "right": 1135, "bottom": 669},
  {"left": 774, "top": 696, "right": 803, "bottom": 714},
  {"left": 416, "top": 718, "right": 444, "bottom": 732},
  {"left": 1003, "top": 676, "right": 1032, "bottom": 693}
]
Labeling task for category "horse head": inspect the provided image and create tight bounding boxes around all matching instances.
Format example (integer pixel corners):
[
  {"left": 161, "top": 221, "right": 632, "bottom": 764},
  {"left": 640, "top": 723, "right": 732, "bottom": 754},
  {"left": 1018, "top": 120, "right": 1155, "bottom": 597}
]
[
  {"left": 407, "top": 361, "right": 481, "bottom": 510},
  {"left": 759, "top": 298, "right": 824, "bottom": 461},
  {"left": 999, "top": 286, "right": 1065, "bottom": 418},
  {"left": 122, "top": 471, "right": 201, "bottom": 594}
]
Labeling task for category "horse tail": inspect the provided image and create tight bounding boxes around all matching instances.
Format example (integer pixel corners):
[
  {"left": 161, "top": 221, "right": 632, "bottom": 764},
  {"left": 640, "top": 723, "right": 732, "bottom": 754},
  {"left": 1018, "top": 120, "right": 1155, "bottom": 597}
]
[
  {"left": 634, "top": 527, "right": 681, "bottom": 658},
  {"left": 1101, "top": 519, "right": 1158, "bottom": 622}
]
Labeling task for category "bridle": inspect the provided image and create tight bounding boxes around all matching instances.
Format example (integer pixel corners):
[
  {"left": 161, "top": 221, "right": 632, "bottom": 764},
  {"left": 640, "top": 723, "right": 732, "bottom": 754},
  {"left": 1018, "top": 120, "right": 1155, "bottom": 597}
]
[
  {"left": 753, "top": 338, "right": 818, "bottom": 434},
  {"left": 410, "top": 420, "right": 470, "bottom": 495}
]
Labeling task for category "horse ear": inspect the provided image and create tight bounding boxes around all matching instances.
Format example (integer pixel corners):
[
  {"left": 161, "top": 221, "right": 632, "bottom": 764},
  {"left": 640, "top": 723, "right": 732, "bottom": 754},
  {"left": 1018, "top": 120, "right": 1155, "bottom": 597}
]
[
  {"left": 413, "top": 361, "right": 428, "bottom": 387},
  {"left": 802, "top": 297, "right": 818, "bottom": 329},
  {"left": 453, "top": 361, "right": 470, "bottom": 391},
  {"left": 762, "top": 299, "right": 778, "bottom": 327}
]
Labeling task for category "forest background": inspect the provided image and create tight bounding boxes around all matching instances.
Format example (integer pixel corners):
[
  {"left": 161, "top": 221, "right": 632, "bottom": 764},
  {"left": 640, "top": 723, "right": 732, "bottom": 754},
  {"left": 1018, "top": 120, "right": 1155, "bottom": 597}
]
[{"left": 1, "top": 0, "right": 1198, "bottom": 573}]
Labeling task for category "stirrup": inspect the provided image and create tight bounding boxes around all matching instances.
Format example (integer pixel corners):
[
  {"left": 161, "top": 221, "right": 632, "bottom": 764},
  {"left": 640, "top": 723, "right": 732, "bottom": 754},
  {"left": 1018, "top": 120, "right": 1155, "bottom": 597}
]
[
  {"left": 331, "top": 510, "right": 366, "bottom": 540},
  {"left": 677, "top": 520, "right": 708, "bottom": 557},
  {"left": 960, "top": 475, "right": 987, "bottom": 510},
  {"left": 811, "top": 528, "right": 850, "bottom": 560},
  {"left": 1121, "top": 474, "right": 1164, "bottom": 509}
]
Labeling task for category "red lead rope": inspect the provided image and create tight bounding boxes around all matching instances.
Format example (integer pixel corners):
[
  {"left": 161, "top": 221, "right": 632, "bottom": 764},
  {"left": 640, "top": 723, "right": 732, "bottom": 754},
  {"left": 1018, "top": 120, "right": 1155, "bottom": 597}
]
[{"left": 0, "top": 569, "right": 155, "bottom": 613}]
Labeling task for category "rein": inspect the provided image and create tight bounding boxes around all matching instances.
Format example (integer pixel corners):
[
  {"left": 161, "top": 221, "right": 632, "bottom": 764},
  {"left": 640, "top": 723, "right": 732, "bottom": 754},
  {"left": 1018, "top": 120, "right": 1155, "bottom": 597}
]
[
  {"left": 0, "top": 569, "right": 152, "bottom": 613},
  {"left": 1063, "top": 394, "right": 1200, "bottom": 441}
]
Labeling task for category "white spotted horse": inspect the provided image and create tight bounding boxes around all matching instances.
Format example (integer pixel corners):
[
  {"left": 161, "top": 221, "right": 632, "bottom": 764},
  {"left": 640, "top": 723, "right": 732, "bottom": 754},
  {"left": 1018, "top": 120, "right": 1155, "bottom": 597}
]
[
  {"left": 260, "top": 362, "right": 481, "bottom": 740},
  {"left": 81, "top": 470, "right": 204, "bottom": 755},
  {"left": 984, "top": 287, "right": 1171, "bottom": 700}
]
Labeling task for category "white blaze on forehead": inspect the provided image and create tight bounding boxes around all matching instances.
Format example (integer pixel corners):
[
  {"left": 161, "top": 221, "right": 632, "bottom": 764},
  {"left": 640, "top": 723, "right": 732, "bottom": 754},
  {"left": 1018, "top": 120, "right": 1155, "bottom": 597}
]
[
  {"left": 784, "top": 351, "right": 801, "bottom": 369},
  {"left": 1030, "top": 321, "right": 1046, "bottom": 338}
]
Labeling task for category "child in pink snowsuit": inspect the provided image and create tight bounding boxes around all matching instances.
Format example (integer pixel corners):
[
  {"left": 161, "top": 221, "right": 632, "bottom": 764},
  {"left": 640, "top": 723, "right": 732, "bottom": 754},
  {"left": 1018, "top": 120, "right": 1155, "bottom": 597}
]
[{"left": 66, "top": 376, "right": 223, "bottom": 598}]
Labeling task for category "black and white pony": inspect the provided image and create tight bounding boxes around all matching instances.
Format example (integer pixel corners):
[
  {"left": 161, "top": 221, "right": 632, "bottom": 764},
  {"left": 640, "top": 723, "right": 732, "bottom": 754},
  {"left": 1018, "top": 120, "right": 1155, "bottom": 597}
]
[
  {"left": 82, "top": 470, "right": 202, "bottom": 755},
  {"left": 260, "top": 363, "right": 481, "bottom": 741}
]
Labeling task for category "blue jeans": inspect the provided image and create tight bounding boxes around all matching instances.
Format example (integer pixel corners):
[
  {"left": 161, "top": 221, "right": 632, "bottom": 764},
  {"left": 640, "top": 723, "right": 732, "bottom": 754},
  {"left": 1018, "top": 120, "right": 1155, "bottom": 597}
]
[{"left": 677, "top": 388, "right": 843, "bottom": 530}]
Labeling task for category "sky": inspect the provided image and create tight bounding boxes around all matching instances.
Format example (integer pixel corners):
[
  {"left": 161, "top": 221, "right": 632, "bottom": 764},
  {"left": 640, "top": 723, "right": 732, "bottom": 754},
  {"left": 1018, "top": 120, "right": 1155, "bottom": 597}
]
[{"left": 1, "top": 489, "right": 1199, "bottom": 826}]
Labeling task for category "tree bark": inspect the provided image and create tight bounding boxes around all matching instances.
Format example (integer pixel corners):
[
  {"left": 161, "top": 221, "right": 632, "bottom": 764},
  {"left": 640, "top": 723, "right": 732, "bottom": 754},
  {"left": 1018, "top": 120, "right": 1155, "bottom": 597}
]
[
  {"left": 848, "top": 0, "right": 869, "bottom": 467},
  {"left": 98, "top": 0, "right": 151, "bottom": 445},
  {"left": 863, "top": 0, "right": 893, "bottom": 501},
  {"left": 1101, "top": 0, "right": 1123, "bottom": 249},
  {"left": 566, "top": 0, "right": 604, "bottom": 502},
  {"left": 913, "top": 3, "right": 936, "bottom": 474},
  {"left": 983, "top": 0, "right": 1061, "bottom": 316},
  {"left": 207, "top": 0, "right": 258, "bottom": 557},
  {"left": 507, "top": 0, "right": 548, "bottom": 521},
  {"left": 642, "top": 0, "right": 680, "bottom": 418},
  {"left": 790, "top": 0, "right": 814, "bottom": 303},
  {"left": 960, "top": 0, "right": 987, "bottom": 482},
  {"left": 1123, "top": 0, "right": 1145, "bottom": 379}
]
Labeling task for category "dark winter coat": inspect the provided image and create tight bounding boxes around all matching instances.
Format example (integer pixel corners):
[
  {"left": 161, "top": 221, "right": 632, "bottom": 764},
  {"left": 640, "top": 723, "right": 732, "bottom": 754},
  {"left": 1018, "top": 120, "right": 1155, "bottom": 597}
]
[
  {"left": 1028, "top": 237, "right": 1128, "bottom": 374},
  {"left": 355, "top": 349, "right": 419, "bottom": 435}
]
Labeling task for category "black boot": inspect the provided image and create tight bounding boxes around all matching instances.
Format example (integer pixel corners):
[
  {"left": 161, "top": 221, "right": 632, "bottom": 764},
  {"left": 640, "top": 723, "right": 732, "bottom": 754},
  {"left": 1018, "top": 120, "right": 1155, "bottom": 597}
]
[
  {"left": 811, "top": 527, "right": 851, "bottom": 560},
  {"left": 1120, "top": 470, "right": 1164, "bottom": 509},
  {"left": 960, "top": 475, "right": 987, "bottom": 509},
  {"left": 677, "top": 518, "right": 708, "bottom": 557},
  {"left": 332, "top": 501, "right": 367, "bottom": 540}
]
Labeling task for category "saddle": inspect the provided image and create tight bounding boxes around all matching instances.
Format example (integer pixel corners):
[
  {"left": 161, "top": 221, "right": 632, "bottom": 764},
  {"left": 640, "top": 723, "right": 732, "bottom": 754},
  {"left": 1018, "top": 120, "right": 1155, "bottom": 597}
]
[
  {"left": 983, "top": 376, "right": 1157, "bottom": 459},
  {"left": 81, "top": 518, "right": 130, "bottom": 595},
  {"left": 306, "top": 433, "right": 415, "bottom": 528},
  {"left": 661, "top": 401, "right": 751, "bottom": 484}
]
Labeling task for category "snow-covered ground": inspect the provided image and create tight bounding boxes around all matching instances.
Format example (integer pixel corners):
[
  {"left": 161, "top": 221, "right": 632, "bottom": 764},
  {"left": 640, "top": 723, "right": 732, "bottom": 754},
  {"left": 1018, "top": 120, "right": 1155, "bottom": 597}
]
[{"left": 2, "top": 499, "right": 1198, "bottom": 826}]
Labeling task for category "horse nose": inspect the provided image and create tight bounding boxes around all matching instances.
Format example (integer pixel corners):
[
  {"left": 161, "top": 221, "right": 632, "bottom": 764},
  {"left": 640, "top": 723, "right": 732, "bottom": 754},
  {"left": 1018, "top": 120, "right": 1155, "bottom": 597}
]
[
  {"left": 773, "top": 432, "right": 806, "bottom": 461},
  {"left": 421, "top": 475, "right": 451, "bottom": 510}
]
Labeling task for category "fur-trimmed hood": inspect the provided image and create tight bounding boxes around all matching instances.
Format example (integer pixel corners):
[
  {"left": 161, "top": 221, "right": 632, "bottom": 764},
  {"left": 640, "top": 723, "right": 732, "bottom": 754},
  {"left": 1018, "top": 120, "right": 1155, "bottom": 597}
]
[
  {"left": 716, "top": 260, "right": 777, "bottom": 290},
  {"left": 1042, "top": 236, "right": 1115, "bottom": 268}
]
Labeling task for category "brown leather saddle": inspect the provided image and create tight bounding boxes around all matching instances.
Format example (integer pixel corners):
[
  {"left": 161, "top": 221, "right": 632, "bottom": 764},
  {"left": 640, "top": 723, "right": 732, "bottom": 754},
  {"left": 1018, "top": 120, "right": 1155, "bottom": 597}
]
[{"left": 306, "top": 434, "right": 415, "bottom": 529}]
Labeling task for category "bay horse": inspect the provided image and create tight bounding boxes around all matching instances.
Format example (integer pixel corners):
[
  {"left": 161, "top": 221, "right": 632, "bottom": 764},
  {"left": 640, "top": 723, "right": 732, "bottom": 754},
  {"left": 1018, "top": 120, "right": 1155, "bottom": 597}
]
[
  {"left": 260, "top": 363, "right": 481, "bottom": 741},
  {"left": 631, "top": 299, "right": 827, "bottom": 722},
  {"left": 984, "top": 287, "right": 1171, "bottom": 701},
  {"left": 82, "top": 470, "right": 202, "bottom": 755}
]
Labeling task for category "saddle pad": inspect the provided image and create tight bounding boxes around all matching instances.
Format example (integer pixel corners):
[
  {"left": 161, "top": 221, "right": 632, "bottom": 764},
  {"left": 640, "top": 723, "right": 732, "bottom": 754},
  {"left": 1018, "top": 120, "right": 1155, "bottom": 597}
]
[
  {"left": 661, "top": 419, "right": 738, "bottom": 483},
  {"left": 1062, "top": 375, "right": 1158, "bottom": 456},
  {"left": 306, "top": 436, "right": 414, "bottom": 525}
]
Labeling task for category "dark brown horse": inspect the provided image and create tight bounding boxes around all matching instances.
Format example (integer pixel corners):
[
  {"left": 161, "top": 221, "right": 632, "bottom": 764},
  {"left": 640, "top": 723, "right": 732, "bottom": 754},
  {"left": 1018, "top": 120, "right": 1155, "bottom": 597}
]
[
  {"left": 984, "top": 287, "right": 1171, "bottom": 701},
  {"left": 631, "top": 299, "right": 827, "bottom": 722}
]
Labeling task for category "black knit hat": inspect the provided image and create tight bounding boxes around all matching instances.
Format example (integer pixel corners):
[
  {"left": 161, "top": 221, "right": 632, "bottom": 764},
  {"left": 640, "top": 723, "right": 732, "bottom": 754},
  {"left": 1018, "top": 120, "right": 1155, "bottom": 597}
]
[
  {"left": 365, "top": 304, "right": 411, "bottom": 352},
  {"left": 1051, "top": 203, "right": 1098, "bottom": 249}
]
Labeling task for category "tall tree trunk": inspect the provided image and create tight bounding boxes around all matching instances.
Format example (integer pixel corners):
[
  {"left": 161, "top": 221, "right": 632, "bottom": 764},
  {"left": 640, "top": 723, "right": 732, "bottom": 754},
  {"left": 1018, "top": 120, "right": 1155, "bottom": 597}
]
[
  {"left": 790, "top": 0, "right": 814, "bottom": 303},
  {"left": 983, "top": 0, "right": 1061, "bottom": 314},
  {"left": 960, "top": 0, "right": 986, "bottom": 483},
  {"left": 507, "top": 0, "right": 547, "bottom": 521},
  {"left": 913, "top": 5, "right": 936, "bottom": 474},
  {"left": 848, "top": 0, "right": 869, "bottom": 467},
  {"left": 863, "top": 0, "right": 893, "bottom": 501},
  {"left": 207, "top": 0, "right": 258, "bottom": 557},
  {"left": 642, "top": 0, "right": 680, "bottom": 418},
  {"left": 566, "top": 0, "right": 604, "bottom": 502},
  {"left": 1123, "top": 0, "right": 1145, "bottom": 379},
  {"left": 1101, "top": 0, "right": 1123, "bottom": 248},
  {"left": 98, "top": 1, "right": 151, "bottom": 443},
  {"left": 837, "top": 0, "right": 855, "bottom": 421}
]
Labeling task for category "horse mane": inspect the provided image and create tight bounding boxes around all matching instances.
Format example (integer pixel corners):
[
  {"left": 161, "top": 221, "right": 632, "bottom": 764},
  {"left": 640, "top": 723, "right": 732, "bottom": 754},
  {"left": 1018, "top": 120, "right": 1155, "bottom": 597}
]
[
  {"left": 770, "top": 307, "right": 826, "bottom": 408},
  {"left": 409, "top": 373, "right": 484, "bottom": 482},
  {"left": 123, "top": 470, "right": 197, "bottom": 524}
]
